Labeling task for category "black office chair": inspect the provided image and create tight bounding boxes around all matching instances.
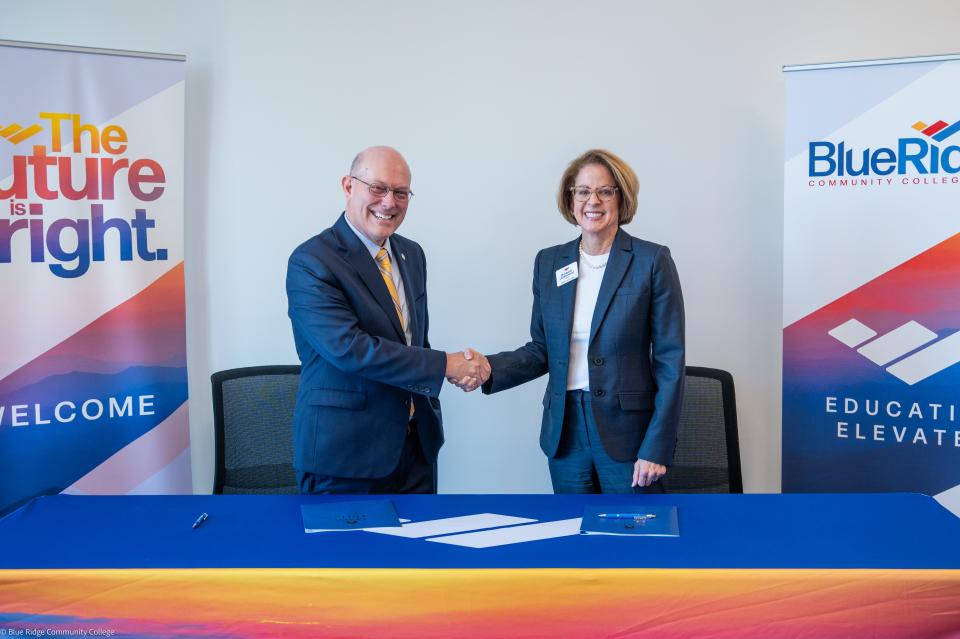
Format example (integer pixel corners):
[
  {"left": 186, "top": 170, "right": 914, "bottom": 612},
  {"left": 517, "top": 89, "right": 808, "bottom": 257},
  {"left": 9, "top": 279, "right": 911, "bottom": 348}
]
[
  {"left": 211, "top": 365, "right": 301, "bottom": 494},
  {"left": 662, "top": 366, "right": 743, "bottom": 493}
]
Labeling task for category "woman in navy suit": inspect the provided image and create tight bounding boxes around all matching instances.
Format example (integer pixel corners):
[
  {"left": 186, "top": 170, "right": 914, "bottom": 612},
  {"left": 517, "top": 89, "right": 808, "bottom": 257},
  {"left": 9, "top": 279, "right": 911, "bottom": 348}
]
[{"left": 472, "top": 149, "right": 685, "bottom": 494}]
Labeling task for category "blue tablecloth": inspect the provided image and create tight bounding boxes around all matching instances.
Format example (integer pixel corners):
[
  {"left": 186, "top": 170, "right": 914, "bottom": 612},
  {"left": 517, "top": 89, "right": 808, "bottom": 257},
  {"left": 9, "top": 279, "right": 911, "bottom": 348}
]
[{"left": 2, "top": 492, "right": 958, "bottom": 569}]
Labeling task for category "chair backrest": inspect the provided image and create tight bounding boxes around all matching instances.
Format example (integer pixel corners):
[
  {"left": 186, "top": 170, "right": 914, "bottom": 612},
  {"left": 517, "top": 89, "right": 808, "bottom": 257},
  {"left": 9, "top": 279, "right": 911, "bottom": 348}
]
[
  {"left": 211, "top": 365, "right": 301, "bottom": 494},
  {"left": 662, "top": 366, "right": 743, "bottom": 493}
]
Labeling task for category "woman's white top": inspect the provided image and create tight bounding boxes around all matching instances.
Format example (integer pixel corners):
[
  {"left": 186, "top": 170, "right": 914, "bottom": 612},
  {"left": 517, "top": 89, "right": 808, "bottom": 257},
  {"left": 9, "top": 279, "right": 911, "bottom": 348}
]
[{"left": 567, "top": 250, "right": 609, "bottom": 390}]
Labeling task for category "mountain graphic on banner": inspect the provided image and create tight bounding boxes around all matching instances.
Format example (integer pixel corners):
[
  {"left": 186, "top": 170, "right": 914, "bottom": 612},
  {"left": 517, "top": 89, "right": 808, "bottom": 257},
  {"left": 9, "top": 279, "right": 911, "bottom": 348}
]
[
  {"left": 0, "top": 263, "right": 188, "bottom": 514},
  {"left": 783, "top": 233, "right": 960, "bottom": 494},
  {"left": 0, "top": 263, "right": 186, "bottom": 396}
]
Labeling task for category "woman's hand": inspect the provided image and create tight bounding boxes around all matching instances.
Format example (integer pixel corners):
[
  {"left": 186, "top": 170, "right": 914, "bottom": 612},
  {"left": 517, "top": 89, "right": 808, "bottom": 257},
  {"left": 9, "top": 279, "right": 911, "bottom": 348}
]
[{"left": 633, "top": 459, "right": 666, "bottom": 487}]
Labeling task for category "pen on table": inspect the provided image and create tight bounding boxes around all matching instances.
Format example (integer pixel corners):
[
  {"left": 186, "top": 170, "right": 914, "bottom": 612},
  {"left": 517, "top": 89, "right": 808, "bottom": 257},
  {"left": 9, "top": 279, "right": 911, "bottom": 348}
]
[
  {"left": 597, "top": 513, "right": 657, "bottom": 520},
  {"left": 192, "top": 512, "right": 209, "bottom": 529}
]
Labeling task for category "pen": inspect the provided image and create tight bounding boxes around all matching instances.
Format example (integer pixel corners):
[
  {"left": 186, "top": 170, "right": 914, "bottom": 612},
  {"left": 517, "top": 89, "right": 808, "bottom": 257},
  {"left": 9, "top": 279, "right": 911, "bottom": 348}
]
[
  {"left": 597, "top": 513, "right": 657, "bottom": 521},
  {"left": 192, "top": 512, "right": 209, "bottom": 529}
]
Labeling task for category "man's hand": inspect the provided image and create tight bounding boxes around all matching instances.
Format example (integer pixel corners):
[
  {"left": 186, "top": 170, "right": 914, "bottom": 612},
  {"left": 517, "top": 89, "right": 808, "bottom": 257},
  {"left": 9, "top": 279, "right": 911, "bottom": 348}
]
[
  {"left": 445, "top": 348, "right": 491, "bottom": 392},
  {"left": 633, "top": 459, "right": 667, "bottom": 488}
]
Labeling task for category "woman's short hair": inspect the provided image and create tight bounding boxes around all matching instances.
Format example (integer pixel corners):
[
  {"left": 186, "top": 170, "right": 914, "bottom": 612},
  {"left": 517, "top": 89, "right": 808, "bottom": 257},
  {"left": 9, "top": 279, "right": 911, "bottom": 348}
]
[{"left": 556, "top": 149, "right": 639, "bottom": 226}]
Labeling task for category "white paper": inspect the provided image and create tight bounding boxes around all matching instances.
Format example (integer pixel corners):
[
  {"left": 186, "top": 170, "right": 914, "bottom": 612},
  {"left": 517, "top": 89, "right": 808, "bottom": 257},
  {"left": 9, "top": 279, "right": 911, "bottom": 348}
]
[
  {"left": 580, "top": 530, "right": 678, "bottom": 537},
  {"left": 366, "top": 513, "right": 535, "bottom": 538},
  {"left": 426, "top": 518, "right": 582, "bottom": 548},
  {"left": 934, "top": 484, "right": 960, "bottom": 519}
]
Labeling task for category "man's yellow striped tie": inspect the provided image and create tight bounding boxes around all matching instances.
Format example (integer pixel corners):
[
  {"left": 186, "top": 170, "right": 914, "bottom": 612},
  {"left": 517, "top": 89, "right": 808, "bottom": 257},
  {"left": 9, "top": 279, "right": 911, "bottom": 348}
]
[{"left": 376, "top": 248, "right": 415, "bottom": 421}]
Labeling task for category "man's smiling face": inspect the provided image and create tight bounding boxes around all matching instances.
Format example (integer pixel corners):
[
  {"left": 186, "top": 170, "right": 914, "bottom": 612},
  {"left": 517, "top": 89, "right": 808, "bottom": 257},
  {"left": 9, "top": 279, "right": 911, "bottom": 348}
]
[{"left": 342, "top": 146, "right": 412, "bottom": 246}]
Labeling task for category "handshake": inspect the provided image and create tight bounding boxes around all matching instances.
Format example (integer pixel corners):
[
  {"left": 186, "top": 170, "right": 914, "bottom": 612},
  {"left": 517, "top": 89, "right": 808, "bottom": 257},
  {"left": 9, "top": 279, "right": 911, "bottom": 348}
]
[{"left": 445, "top": 348, "right": 491, "bottom": 392}]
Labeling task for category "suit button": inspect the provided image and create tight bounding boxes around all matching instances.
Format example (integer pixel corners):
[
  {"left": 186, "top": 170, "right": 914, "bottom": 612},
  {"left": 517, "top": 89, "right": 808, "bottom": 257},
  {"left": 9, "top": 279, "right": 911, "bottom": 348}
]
[
  {"left": 594, "top": 389, "right": 605, "bottom": 398},
  {"left": 593, "top": 357, "right": 605, "bottom": 366},
  {"left": 403, "top": 399, "right": 409, "bottom": 407},
  {"left": 424, "top": 387, "right": 431, "bottom": 393}
]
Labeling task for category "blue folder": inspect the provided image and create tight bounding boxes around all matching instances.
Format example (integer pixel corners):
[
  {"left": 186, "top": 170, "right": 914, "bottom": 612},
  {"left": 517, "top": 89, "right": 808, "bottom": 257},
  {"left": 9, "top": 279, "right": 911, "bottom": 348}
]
[
  {"left": 301, "top": 499, "right": 400, "bottom": 532},
  {"left": 580, "top": 505, "right": 680, "bottom": 537}
]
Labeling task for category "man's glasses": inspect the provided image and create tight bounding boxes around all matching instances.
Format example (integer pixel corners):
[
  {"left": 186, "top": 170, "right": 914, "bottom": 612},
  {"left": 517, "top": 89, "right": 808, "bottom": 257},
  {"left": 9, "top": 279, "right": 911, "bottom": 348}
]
[
  {"left": 569, "top": 186, "right": 619, "bottom": 202},
  {"left": 351, "top": 176, "right": 414, "bottom": 202}
]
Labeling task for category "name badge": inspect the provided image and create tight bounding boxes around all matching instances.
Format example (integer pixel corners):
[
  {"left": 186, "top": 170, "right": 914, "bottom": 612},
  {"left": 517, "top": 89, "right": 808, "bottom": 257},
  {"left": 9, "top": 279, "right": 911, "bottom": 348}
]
[{"left": 555, "top": 262, "right": 579, "bottom": 287}]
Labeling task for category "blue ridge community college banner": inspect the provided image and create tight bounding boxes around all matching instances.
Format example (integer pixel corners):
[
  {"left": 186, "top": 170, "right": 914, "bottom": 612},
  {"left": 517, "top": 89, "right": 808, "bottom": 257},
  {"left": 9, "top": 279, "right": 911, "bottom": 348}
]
[
  {"left": 782, "top": 55, "right": 960, "bottom": 509},
  {"left": 0, "top": 42, "right": 188, "bottom": 514}
]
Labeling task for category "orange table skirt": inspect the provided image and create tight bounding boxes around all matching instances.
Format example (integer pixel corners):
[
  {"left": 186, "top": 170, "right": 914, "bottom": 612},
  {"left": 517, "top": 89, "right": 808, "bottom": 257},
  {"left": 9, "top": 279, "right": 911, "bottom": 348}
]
[{"left": 2, "top": 568, "right": 959, "bottom": 638}]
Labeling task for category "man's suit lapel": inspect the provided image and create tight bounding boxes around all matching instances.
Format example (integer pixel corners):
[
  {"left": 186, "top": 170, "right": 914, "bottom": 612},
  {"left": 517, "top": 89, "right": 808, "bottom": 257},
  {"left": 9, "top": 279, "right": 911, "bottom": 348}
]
[
  {"left": 589, "top": 229, "right": 633, "bottom": 345},
  {"left": 333, "top": 214, "right": 406, "bottom": 341},
  {"left": 554, "top": 238, "right": 579, "bottom": 357}
]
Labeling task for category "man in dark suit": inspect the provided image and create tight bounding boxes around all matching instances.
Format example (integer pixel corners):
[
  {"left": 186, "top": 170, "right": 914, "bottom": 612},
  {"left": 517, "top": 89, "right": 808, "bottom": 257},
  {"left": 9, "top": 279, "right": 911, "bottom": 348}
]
[{"left": 286, "top": 146, "right": 483, "bottom": 494}]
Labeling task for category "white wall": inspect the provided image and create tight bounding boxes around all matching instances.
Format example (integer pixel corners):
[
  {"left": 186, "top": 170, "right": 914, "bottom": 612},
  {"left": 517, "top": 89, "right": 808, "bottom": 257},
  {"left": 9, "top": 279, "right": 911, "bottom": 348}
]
[{"left": 4, "top": 0, "right": 959, "bottom": 494}]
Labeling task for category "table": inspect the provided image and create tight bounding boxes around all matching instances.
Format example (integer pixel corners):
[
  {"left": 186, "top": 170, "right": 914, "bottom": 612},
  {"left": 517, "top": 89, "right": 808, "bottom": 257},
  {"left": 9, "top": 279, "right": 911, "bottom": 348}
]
[{"left": 1, "top": 493, "right": 958, "bottom": 637}]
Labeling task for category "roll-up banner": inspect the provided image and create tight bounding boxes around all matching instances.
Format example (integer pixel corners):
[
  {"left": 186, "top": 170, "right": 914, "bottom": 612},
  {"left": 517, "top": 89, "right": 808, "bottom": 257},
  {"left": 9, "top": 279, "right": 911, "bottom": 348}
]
[
  {"left": 782, "top": 54, "right": 960, "bottom": 511},
  {"left": 0, "top": 41, "right": 188, "bottom": 514}
]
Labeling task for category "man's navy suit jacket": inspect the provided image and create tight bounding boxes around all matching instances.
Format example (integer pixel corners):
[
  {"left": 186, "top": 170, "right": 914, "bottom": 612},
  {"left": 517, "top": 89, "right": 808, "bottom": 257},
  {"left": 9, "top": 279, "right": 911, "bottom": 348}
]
[
  {"left": 483, "top": 228, "right": 685, "bottom": 466},
  {"left": 286, "top": 213, "right": 446, "bottom": 478}
]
